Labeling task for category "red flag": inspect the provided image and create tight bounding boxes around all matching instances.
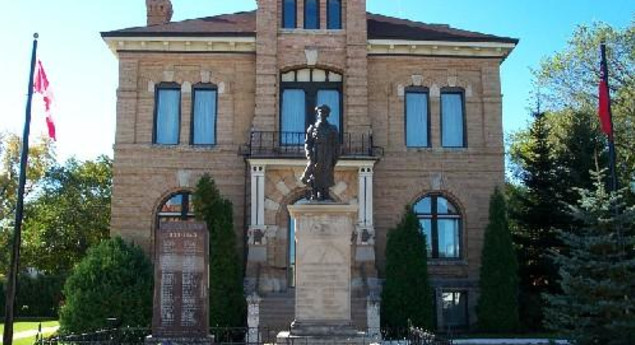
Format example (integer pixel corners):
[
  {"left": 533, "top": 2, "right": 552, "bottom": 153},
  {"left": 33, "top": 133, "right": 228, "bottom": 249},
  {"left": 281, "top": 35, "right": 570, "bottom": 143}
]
[
  {"left": 598, "top": 53, "right": 613, "bottom": 140},
  {"left": 33, "top": 60, "right": 56, "bottom": 141}
]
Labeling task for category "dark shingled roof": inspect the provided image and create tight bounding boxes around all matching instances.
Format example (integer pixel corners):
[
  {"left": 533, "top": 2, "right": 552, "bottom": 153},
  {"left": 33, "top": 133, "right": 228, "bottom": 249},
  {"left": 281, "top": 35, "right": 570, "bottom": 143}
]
[
  {"left": 101, "top": 11, "right": 257, "bottom": 37},
  {"left": 102, "top": 10, "right": 518, "bottom": 44},
  {"left": 366, "top": 13, "right": 518, "bottom": 44}
]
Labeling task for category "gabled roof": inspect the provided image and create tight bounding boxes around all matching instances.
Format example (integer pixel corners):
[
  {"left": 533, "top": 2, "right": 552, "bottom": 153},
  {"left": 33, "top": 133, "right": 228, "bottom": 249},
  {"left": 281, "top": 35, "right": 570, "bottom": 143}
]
[{"left": 101, "top": 10, "right": 518, "bottom": 44}]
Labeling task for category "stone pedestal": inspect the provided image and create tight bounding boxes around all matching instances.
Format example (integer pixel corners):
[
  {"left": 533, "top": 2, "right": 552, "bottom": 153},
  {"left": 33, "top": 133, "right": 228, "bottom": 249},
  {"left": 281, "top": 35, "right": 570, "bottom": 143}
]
[{"left": 279, "top": 203, "right": 366, "bottom": 344}]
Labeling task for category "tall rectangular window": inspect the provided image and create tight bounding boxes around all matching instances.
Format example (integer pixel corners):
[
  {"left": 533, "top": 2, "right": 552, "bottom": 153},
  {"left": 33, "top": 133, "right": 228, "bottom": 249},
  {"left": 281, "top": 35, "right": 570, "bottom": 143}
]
[
  {"left": 441, "top": 92, "right": 465, "bottom": 147},
  {"left": 327, "top": 0, "right": 341, "bottom": 29},
  {"left": 191, "top": 86, "right": 217, "bottom": 145},
  {"left": 154, "top": 86, "right": 181, "bottom": 145},
  {"left": 304, "top": 0, "right": 319, "bottom": 29},
  {"left": 405, "top": 89, "right": 429, "bottom": 147},
  {"left": 282, "top": 0, "right": 296, "bottom": 29},
  {"left": 281, "top": 89, "right": 306, "bottom": 144}
]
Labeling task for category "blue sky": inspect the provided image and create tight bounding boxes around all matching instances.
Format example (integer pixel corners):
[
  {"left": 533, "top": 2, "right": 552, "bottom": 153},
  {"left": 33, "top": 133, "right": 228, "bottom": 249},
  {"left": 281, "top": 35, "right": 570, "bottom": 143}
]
[{"left": 1, "top": 1, "right": 633, "bottom": 161}]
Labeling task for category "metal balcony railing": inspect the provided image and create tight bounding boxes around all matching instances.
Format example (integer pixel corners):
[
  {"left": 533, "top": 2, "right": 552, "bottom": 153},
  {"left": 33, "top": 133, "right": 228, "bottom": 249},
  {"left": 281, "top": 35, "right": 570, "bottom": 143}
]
[{"left": 242, "top": 131, "right": 382, "bottom": 158}]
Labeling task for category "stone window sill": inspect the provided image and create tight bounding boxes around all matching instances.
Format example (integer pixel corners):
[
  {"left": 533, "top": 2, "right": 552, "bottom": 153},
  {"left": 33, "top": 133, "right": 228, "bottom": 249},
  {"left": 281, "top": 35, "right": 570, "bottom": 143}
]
[{"left": 428, "top": 259, "right": 468, "bottom": 266}]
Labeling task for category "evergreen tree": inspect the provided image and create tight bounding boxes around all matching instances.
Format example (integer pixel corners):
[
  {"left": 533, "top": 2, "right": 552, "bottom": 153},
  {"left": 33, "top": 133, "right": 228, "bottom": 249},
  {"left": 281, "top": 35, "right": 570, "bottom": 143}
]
[
  {"left": 476, "top": 187, "right": 519, "bottom": 332},
  {"left": 193, "top": 174, "right": 246, "bottom": 328},
  {"left": 545, "top": 171, "right": 635, "bottom": 344},
  {"left": 511, "top": 112, "right": 563, "bottom": 329},
  {"left": 381, "top": 207, "right": 434, "bottom": 330},
  {"left": 552, "top": 110, "right": 607, "bottom": 207}
]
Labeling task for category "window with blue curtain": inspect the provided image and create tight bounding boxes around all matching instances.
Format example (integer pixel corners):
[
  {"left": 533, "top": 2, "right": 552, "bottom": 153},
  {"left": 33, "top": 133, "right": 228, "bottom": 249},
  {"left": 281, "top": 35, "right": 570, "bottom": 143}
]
[
  {"left": 192, "top": 86, "right": 217, "bottom": 145},
  {"left": 280, "top": 69, "right": 343, "bottom": 145},
  {"left": 405, "top": 89, "right": 429, "bottom": 147},
  {"left": 414, "top": 195, "right": 462, "bottom": 259},
  {"left": 441, "top": 92, "right": 465, "bottom": 147},
  {"left": 327, "top": 0, "right": 341, "bottom": 29},
  {"left": 282, "top": 0, "right": 296, "bottom": 29},
  {"left": 281, "top": 89, "right": 306, "bottom": 144},
  {"left": 317, "top": 89, "right": 341, "bottom": 132},
  {"left": 304, "top": 0, "right": 319, "bottom": 29},
  {"left": 154, "top": 86, "right": 181, "bottom": 145}
]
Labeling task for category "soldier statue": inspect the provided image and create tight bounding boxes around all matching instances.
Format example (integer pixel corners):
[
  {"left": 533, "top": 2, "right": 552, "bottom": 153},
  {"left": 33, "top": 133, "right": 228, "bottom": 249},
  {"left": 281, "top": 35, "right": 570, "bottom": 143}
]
[{"left": 300, "top": 105, "right": 340, "bottom": 201}]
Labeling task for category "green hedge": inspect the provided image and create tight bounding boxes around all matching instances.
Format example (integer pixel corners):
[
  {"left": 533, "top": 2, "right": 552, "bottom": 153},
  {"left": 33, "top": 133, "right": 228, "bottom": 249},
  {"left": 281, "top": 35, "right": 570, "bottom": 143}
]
[{"left": 0, "top": 273, "right": 65, "bottom": 318}]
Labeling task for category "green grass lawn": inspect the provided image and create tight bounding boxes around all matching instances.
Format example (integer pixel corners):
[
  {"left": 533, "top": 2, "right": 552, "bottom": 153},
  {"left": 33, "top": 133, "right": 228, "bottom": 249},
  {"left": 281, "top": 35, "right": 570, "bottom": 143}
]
[{"left": 0, "top": 320, "right": 59, "bottom": 344}]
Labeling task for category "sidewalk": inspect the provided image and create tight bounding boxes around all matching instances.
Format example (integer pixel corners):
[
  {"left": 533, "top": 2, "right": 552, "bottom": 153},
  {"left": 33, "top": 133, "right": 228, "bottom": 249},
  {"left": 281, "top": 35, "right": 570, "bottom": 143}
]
[{"left": 0, "top": 326, "right": 59, "bottom": 343}]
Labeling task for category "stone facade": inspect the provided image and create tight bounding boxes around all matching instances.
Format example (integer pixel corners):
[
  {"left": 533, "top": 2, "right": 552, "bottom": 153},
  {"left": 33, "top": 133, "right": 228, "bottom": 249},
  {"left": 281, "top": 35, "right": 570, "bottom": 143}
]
[{"left": 103, "top": 0, "right": 516, "bottom": 332}]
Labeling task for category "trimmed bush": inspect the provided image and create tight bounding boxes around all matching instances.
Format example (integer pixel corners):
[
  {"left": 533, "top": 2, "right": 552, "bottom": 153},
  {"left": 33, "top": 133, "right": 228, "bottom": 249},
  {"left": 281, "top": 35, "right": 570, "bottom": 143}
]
[
  {"left": 193, "top": 174, "right": 246, "bottom": 328},
  {"left": 476, "top": 187, "right": 519, "bottom": 332},
  {"left": 381, "top": 206, "right": 434, "bottom": 330},
  {"left": 59, "top": 237, "right": 153, "bottom": 333}
]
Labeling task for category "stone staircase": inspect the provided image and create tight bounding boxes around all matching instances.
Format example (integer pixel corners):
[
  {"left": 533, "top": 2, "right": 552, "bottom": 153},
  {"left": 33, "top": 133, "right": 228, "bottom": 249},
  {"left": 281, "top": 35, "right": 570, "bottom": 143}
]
[{"left": 259, "top": 290, "right": 369, "bottom": 331}]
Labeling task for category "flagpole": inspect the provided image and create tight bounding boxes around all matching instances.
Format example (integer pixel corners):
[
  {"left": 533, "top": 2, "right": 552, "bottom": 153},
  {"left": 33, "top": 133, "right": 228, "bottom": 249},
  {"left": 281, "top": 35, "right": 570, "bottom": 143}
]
[
  {"left": 600, "top": 43, "right": 618, "bottom": 192},
  {"left": 3, "top": 33, "right": 38, "bottom": 345}
]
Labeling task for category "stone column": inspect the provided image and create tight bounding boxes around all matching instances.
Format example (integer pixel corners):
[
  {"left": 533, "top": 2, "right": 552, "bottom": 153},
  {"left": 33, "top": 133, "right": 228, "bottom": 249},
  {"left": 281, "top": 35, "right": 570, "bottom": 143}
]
[
  {"left": 250, "top": 164, "right": 266, "bottom": 228},
  {"left": 246, "top": 293, "right": 262, "bottom": 344},
  {"left": 366, "top": 296, "right": 381, "bottom": 341}
]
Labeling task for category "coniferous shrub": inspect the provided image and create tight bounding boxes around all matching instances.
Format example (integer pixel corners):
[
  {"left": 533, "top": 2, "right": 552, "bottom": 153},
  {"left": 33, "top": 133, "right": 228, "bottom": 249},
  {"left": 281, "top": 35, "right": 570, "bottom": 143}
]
[
  {"left": 193, "top": 174, "right": 246, "bottom": 328},
  {"left": 544, "top": 171, "right": 635, "bottom": 344},
  {"left": 381, "top": 206, "right": 434, "bottom": 331},
  {"left": 59, "top": 237, "right": 153, "bottom": 333},
  {"left": 476, "top": 187, "right": 519, "bottom": 332}
]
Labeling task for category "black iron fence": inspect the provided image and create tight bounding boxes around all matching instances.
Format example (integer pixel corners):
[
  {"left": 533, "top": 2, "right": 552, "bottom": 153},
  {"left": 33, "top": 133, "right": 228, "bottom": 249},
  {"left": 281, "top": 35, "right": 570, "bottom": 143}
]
[
  {"left": 242, "top": 131, "right": 382, "bottom": 158},
  {"left": 36, "top": 326, "right": 451, "bottom": 345}
]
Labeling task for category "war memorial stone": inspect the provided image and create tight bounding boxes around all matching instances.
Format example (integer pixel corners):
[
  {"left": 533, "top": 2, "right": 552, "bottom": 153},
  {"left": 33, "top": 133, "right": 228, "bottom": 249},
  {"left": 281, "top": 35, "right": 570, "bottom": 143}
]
[
  {"left": 277, "top": 107, "right": 366, "bottom": 344},
  {"left": 145, "top": 221, "right": 214, "bottom": 345}
]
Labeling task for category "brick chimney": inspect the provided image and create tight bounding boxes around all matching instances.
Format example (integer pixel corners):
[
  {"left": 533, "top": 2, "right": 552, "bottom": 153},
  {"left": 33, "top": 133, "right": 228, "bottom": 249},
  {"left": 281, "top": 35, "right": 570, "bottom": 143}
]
[{"left": 146, "top": 0, "right": 173, "bottom": 26}]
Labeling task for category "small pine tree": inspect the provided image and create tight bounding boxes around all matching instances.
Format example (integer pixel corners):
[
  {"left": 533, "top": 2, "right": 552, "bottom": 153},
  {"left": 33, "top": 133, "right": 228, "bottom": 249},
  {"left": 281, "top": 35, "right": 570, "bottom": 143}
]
[
  {"left": 193, "top": 174, "right": 246, "bottom": 328},
  {"left": 381, "top": 207, "right": 434, "bottom": 330},
  {"left": 544, "top": 171, "right": 635, "bottom": 345},
  {"left": 476, "top": 187, "right": 519, "bottom": 332}
]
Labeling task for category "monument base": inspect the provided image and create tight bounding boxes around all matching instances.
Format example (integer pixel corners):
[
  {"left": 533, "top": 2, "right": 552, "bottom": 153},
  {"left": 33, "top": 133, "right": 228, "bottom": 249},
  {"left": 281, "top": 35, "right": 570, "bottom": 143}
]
[
  {"left": 145, "top": 335, "right": 214, "bottom": 345},
  {"left": 277, "top": 330, "right": 368, "bottom": 345},
  {"left": 290, "top": 319, "right": 359, "bottom": 336}
]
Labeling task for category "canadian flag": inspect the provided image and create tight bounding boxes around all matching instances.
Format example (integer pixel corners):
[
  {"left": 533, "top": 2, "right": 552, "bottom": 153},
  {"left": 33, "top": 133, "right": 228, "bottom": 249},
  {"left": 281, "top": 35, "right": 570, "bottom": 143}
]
[{"left": 33, "top": 60, "right": 56, "bottom": 141}]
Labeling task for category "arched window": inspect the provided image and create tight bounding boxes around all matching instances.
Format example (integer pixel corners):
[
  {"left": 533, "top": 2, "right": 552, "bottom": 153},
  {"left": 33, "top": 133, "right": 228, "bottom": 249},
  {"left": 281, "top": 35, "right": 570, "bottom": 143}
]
[
  {"left": 414, "top": 195, "right": 462, "bottom": 259},
  {"left": 157, "top": 191, "right": 195, "bottom": 224},
  {"left": 280, "top": 68, "right": 343, "bottom": 144},
  {"left": 288, "top": 197, "right": 309, "bottom": 287}
]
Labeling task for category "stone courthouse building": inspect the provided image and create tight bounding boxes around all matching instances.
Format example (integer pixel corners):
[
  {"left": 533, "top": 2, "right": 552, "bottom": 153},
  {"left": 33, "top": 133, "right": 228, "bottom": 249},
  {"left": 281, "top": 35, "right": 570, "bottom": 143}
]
[{"left": 102, "top": 0, "right": 516, "bottom": 332}]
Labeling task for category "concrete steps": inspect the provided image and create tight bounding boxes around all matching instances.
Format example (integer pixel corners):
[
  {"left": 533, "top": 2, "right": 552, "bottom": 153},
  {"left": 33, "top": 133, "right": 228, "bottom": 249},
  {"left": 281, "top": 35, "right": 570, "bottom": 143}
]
[{"left": 259, "top": 291, "right": 369, "bottom": 331}]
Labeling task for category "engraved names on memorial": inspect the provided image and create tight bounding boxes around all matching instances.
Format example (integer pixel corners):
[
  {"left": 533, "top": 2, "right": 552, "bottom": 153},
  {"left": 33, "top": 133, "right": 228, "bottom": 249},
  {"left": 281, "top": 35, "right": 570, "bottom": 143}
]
[{"left": 152, "top": 222, "right": 209, "bottom": 338}]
